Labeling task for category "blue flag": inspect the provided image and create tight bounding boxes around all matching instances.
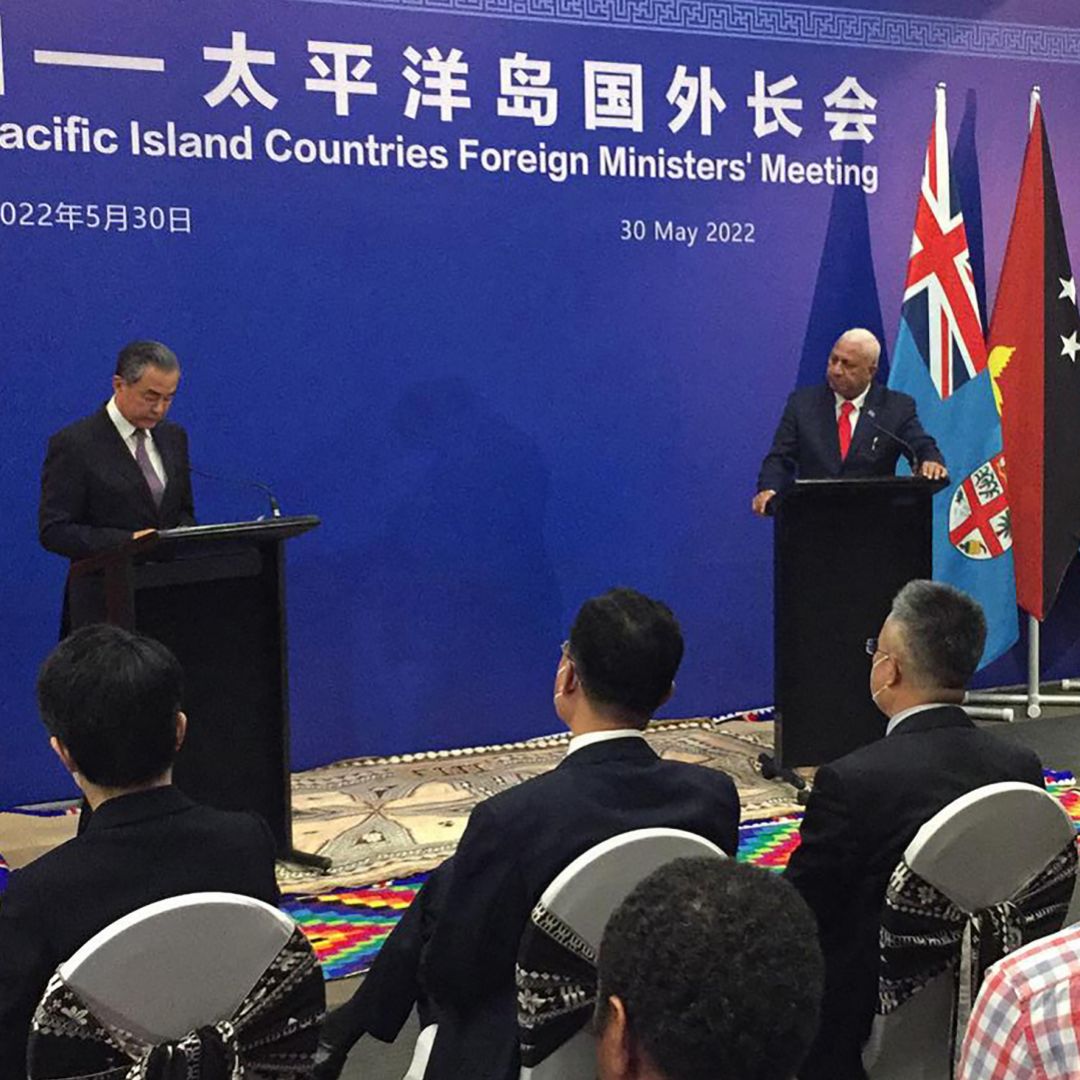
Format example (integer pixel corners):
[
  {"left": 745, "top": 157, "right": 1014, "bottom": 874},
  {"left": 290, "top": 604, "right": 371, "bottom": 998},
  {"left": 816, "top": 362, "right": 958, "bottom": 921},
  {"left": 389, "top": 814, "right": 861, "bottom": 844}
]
[
  {"left": 888, "top": 87, "right": 1018, "bottom": 667},
  {"left": 796, "top": 141, "right": 888, "bottom": 387},
  {"left": 952, "top": 89, "right": 989, "bottom": 331}
]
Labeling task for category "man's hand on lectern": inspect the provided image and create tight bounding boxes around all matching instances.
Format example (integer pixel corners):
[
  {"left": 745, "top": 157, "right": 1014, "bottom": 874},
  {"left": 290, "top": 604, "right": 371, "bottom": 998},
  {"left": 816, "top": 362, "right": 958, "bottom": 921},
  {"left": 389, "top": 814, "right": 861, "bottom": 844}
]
[
  {"left": 752, "top": 490, "right": 776, "bottom": 516},
  {"left": 132, "top": 528, "right": 156, "bottom": 540},
  {"left": 918, "top": 461, "right": 948, "bottom": 482}
]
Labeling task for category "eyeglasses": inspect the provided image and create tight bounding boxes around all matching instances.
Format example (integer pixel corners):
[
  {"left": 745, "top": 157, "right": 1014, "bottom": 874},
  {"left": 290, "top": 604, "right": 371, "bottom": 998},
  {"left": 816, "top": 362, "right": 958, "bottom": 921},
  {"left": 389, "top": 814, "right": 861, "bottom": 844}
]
[{"left": 866, "top": 637, "right": 896, "bottom": 668}]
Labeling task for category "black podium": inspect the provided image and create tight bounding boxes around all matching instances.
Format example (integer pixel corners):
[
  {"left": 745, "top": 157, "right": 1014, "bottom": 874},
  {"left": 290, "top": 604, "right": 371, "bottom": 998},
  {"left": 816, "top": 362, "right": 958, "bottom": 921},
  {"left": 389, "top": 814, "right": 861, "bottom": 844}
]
[
  {"left": 772, "top": 478, "right": 938, "bottom": 769},
  {"left": 68, "top": 516, "right": 326, "bottom": 868}
]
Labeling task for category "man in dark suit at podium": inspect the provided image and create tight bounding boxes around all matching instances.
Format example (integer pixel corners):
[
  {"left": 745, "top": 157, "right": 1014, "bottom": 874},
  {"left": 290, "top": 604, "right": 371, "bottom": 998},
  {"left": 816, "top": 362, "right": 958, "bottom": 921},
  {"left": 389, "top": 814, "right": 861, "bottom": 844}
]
[
  {"left": 0, "top": 625, "right": 279, "bottom": 1076},
  {"left": 785, "top": 581, "right": 1044, "bottom": 1079},
  {"left": 314, "top": 588, "right": 741, "bottom": 1080},
  {"left": 39, "top": 339, "right": 195, "bottom": 571},
  {"left": 752, "top": 328, "right": 947, "bottom": 516}
]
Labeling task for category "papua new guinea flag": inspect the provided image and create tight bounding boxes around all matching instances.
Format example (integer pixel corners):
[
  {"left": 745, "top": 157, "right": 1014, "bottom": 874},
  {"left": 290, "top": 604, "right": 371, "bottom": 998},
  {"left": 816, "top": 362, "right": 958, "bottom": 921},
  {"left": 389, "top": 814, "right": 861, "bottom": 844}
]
[{"left": 989, "top": 102, "right": 1080, "bottom": 621}]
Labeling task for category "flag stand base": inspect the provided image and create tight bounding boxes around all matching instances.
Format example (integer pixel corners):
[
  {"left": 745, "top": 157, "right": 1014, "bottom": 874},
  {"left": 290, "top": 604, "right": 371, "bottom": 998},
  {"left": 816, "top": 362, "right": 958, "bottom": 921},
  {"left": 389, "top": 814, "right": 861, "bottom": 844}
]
[{"left": 964, "top": 614, "right": 1080, "bottom": 719}]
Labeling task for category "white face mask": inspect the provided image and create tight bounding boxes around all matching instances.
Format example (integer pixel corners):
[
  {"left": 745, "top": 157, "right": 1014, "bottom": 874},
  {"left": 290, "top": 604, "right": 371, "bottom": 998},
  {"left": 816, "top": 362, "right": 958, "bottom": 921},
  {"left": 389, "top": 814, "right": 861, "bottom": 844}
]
[
  {"left": 553, "top": 661, "right": 569, "bottom": 701},
  {"left": 869, "top": 653, "right": 891, "bottom": 704}
]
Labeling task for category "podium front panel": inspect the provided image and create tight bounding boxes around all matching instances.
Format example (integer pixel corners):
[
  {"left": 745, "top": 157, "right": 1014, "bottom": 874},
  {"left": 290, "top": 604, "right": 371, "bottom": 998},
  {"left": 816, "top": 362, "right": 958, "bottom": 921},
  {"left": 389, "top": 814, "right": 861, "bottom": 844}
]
[
  {"left": 133, "top": 543, "right": 289, "bottom": 848},
  {"left": 774, "top": 480, "right": 933, "bottom": 767}
]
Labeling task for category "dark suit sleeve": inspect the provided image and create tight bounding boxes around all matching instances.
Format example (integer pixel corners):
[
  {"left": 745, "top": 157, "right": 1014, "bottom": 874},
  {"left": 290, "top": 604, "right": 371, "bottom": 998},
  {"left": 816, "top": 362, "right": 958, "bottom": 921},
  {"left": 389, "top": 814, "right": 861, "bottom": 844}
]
[
  {"left": 420, "top": 799, "right": 529, "bottom": 1015},
  {"left": 173, "top": 426, "right": 196, "bottom": 527},
  {"left": 893, "top": 392, "right": 944, "bottom": 467},
  {"left": 757, "top": 392, "right": 801, "bottom": 493},
  {"left": 708, "top": 771, "right": 741, "bottom": 857},
  {"left": 39, "top": 431, "right": 132, "bottom": 558},
  {"left": 784, "top": 764, "right": 861, "bottom": 935},
  {"left": 0, "top": 872, "right": 55, "bottom": 1077},
  {"left": 249, "top": 814, "right": 281, "bottom": 906}
]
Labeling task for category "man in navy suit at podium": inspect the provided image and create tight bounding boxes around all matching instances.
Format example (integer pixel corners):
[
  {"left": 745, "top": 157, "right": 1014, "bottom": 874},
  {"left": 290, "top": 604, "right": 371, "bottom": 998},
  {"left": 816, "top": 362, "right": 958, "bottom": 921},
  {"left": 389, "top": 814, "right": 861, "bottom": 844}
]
[
  {"left": 39, "top": 339, "right": 195, "bottom": 560},
  {"left": 39, "top": 339, "right": 195, "bottom": 628},
  {"left": 752, "top": 328, "right": 947, "bottom": 516}
]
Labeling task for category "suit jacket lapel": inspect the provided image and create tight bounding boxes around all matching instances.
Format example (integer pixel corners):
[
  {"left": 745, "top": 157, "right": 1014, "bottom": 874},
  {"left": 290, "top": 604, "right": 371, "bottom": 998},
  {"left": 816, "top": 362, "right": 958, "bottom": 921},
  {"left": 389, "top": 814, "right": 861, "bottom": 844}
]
[
  {"left": 846, "top": 383, "right": 882, "bottom": 465},
  {"left": 155, "top": 424, "right": 179, "bottom": 521}
]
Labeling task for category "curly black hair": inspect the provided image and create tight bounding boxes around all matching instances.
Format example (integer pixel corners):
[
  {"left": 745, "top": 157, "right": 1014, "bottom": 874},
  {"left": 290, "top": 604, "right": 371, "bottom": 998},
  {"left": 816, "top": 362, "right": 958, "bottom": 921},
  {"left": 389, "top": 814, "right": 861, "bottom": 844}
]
[{"left": 596, "top": 857, "right": 824, "bottom": 1080}]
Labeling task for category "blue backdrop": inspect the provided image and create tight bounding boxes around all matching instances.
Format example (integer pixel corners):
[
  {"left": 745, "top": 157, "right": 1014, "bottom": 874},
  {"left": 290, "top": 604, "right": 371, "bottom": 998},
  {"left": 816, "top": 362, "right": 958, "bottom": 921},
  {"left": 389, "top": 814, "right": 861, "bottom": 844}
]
[{"left": 4, "top": 0, "right": 1080, "bottom": 805}]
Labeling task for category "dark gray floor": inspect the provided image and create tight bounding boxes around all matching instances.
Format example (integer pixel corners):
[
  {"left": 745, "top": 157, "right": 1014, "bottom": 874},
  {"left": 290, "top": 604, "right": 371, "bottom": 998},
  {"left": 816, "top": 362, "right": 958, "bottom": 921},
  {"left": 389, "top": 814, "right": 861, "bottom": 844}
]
[
  {"left": 325, "top": 978, "right": 417, "bottom": 1080},
  {"left": 325, "top": 707, "right": 1080, "bottom": 1080},
  {"left": 979, "top": 708, "right": 1080, "bottom": 774}
]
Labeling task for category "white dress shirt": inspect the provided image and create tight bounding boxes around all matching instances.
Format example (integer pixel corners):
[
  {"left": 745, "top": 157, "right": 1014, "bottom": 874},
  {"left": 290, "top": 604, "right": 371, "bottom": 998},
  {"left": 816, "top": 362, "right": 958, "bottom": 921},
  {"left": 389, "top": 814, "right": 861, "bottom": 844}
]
[
  {"left": 834, "top": 383, "right": 871, "bottom": 429},
  {"left": 565, "top": 728, "right": 646, "bottom": 757},
  {"left": 885, "top": 702, "right": 948, "bottom": 737},
  {"left": 107, "top": 396, "right": 167, "bottom": 487}
]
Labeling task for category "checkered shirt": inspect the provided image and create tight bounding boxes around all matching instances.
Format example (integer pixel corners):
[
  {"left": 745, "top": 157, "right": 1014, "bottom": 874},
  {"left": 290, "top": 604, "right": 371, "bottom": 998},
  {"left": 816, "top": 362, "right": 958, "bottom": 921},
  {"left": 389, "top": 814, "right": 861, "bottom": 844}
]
[{"left": 958, "top": 924, "right": 1080, "bottom": 1080}]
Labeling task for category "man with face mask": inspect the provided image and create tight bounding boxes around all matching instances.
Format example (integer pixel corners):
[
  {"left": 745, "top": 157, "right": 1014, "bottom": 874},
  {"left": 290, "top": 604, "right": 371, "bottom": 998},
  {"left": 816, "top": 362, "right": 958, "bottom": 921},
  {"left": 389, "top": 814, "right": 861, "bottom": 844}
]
[{"left": 785, "top": 580, "right": 1044, "bottom": 1080}]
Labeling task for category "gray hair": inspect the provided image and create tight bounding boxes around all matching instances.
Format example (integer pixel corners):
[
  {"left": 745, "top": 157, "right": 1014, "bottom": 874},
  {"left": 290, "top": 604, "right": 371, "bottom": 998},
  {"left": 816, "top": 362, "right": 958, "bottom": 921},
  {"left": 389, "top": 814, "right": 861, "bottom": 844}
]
[
  {"left": 889, "top": 579, "right": 986, "bottom": 689},
  {"left": 115, "top": 340, "right": 179, "bottom": 383},
  {"left": 835, "top": 327, "right": 881, "bottom": 367}
]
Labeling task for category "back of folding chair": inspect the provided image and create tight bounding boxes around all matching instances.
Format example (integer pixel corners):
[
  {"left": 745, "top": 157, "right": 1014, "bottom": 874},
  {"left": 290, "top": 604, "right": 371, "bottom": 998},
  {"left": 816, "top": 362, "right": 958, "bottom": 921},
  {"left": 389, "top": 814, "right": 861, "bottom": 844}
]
[{"left": 518, "top": 827, "right": 726, "bottom": 1080}]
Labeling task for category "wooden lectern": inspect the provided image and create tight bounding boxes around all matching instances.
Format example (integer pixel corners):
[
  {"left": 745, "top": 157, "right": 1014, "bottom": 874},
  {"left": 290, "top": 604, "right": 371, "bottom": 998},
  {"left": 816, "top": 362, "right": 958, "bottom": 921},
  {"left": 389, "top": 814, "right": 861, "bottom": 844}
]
[
  {"left": 68, "top": 516, "right": 327, "bottom": 868},
  {"left": 772, "top": 478, "right": 939, "bottom": 770}
]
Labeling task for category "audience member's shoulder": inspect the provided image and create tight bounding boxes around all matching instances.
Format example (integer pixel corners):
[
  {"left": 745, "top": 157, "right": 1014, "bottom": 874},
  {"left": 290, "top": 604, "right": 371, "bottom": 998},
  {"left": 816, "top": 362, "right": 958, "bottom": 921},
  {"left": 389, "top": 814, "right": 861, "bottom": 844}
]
[
  {"left": 188, "top": 801, "right": 275, "bottom": 842},
  {"left": 661, "top": 755, "right": 738, "bottom": 790},
  {"left": 1, "top": 825, "right": 90, "bottom": 895},
  {"left": 824, "top": 711, "right": 1043, "bottom": 788},
  {"left": 974, "top": 924, "right": 1080, "bottom": 1019}
]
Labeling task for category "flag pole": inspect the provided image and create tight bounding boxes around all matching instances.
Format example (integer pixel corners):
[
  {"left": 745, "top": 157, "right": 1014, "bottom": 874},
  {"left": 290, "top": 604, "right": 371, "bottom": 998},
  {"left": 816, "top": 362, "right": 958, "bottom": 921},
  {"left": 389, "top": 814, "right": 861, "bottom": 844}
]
[
  {"left": 1026, "top": 86, "right": 1042, "bottom": 720},
  {"left": 1018, "top": 86, "right": 1080, "bottom": 718},
  {"left": 966, "top": 84, "right": 1080, "bottom": 718}
]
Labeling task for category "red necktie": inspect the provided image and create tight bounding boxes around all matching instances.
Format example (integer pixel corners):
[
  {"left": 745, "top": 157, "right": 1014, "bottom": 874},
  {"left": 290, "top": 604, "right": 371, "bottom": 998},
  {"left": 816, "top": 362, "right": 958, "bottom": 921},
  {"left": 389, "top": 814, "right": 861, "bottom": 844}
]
[{"left": 838, "top": 401, "right": 855, "bottom": 460}]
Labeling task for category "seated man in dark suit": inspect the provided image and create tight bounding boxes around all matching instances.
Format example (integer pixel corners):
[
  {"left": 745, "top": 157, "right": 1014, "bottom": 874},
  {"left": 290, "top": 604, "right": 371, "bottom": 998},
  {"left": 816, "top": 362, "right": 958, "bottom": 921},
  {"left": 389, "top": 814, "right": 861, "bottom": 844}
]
[
  {"left": 595, "top": 857, "right": 824, "bottom": 1080},
  {"left": 0, "top": 625, "right": 280, "bottom": 1076},
  {"left": 316, "top": 587, "right": 742, "bottom": 1080},
  {"left": 752, "top": 328, "right": 947, "bottom": 516},
  {"left": 785, "top": 580, "right": 1045, "bottom": 1080}
]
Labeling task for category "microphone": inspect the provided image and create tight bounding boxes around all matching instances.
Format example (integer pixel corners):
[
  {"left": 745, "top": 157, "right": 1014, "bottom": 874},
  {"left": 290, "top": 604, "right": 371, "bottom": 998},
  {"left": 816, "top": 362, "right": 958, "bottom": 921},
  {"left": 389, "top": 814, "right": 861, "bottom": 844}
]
[
  {"left": 864, "top": 409, "right": 919, "bottom": 471},
  {"left": 185, "top": 465, "right": 283, "bottom": 518}
]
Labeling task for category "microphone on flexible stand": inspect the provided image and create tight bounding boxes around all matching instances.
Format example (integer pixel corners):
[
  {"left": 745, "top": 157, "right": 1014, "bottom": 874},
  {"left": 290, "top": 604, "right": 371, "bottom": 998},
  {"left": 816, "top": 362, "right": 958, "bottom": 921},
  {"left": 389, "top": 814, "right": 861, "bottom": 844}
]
[
  {"left": 864, "top": 409, "right": 920, "bottom": 472},
  {"left": 185, "top": 465, "right": 283, "bottom": 518}
]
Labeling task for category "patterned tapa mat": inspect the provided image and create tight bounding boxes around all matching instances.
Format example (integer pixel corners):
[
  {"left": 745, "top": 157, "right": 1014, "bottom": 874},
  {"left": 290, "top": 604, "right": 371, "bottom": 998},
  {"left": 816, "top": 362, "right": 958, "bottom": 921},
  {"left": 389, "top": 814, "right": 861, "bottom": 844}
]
[
  {"left": 281, "top": 715, "right": 791, "bottom": 893},
  {"left": 283, "top": 813, "right": 798, "bottom": 981},
  {"left": 288, "top": 768, "right": 1080, "bottom": 982}
]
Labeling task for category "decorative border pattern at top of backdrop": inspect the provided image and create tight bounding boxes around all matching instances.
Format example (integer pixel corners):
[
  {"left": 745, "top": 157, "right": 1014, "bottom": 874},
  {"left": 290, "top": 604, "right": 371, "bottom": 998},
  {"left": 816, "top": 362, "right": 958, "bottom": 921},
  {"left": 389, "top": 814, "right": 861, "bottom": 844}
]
[{"left": 291, "top": 0, "right": 1080, "bottom": 65}]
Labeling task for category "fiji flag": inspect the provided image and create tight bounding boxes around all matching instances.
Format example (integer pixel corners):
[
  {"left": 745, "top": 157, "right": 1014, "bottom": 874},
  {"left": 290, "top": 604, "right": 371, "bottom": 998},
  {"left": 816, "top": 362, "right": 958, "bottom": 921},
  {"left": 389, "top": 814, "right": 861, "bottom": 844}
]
[{"left": 888, "top": 85, "right": 1018, "bottom": 666}]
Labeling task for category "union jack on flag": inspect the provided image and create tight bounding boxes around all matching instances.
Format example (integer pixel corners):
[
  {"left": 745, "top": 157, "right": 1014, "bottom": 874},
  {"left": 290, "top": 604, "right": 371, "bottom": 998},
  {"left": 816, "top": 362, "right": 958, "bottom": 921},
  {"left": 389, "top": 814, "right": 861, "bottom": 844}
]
[
  {"left": 900, "top": 98, "right": 986, "bottom": 399},
  {"left": 888, "top": 84, "right": 1018, "bottom": 668}
]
